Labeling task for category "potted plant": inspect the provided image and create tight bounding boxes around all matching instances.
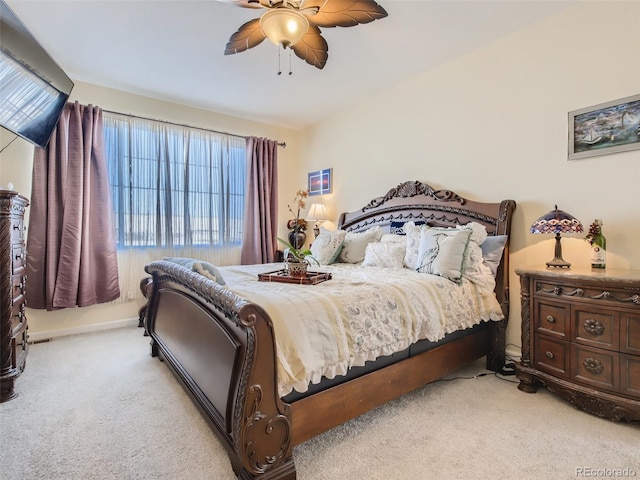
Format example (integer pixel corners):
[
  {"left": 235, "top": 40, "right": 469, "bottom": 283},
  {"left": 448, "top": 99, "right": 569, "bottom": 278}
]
[{"left": 277, "top": 237, "right": 318, "bottom": 277}]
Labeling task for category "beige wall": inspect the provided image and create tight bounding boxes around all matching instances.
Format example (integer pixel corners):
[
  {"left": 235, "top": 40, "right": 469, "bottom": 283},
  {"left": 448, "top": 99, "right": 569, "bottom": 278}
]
[
  {"left": 297, "top": 2, "right": 640, "bottom": 354},
  {"left": 0, "top": 81, "right": 302, "bottom": 339}
]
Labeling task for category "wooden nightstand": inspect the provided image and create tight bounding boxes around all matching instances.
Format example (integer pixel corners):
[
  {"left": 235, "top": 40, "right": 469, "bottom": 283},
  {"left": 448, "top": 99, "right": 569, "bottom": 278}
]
[{"left": 515, "top": 267, "right": 640, "bottom": 422}]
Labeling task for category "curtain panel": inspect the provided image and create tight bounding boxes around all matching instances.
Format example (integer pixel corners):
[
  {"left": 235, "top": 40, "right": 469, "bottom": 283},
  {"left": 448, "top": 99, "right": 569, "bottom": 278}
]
[
  {"left": 26, "top": 102, "right": 120, "bottom": 310},
  {"left": 241, "top": 137, "right": 278, "bottom": 265}
]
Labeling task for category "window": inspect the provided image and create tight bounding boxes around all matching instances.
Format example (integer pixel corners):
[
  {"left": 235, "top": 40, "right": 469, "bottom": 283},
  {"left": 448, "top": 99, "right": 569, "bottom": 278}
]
[{"left": 103, "top": 113, "right": 247, "bottom": 249}]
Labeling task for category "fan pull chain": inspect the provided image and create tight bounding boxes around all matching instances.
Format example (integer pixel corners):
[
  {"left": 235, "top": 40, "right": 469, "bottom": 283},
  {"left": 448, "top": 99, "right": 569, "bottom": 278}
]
[
  {"left": 277, "top": 47, "right": 281, "bottom": 75},
  {"left": 276, "top": 47, "right": 293, "bottom": 76}
]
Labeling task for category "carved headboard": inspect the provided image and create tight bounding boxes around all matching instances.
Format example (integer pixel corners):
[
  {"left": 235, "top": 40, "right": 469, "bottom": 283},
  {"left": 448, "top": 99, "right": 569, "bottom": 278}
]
[
  {"left": 338, "top": 180, "right": 513, "bottom": 236},
  {"left": 337, "top": 180, "right": 516, "bottom": 317}
]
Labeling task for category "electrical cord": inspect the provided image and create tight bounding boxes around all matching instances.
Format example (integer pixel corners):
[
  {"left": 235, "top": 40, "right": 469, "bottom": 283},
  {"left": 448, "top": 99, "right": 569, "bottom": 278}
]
[{"left": 437, "top": 372, "right": 491, "bottom": 382}]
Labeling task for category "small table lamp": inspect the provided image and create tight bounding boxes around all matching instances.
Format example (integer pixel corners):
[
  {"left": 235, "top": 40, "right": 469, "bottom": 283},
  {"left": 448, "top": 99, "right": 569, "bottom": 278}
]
[
  {"left": 530, "top": 205, "right": 583, "bottom": 269},
  {"left": 306, "top": 203, "right": 327, "bottom": 237}
]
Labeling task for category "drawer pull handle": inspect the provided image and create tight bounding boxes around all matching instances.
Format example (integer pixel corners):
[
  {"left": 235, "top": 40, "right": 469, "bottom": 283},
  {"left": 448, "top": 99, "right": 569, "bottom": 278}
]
[
  {"left": 583, "top": 358, "right": 604, "bottom": 375},
  {"left": 583, "top": 318, "right": 604, "bottom": 336},
  {"left": 545, "top": 351, "right": 554, "bottom": 359},
  {"left": 546, "top": 315, "right": 555, "bottom": 324}
]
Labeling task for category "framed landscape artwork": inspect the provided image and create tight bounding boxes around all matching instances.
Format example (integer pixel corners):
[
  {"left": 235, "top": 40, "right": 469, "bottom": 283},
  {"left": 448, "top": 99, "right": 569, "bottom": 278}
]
[
  {"left": 308, "top": 168, "right": 332, "bottom": 196},
  {"left": 568, "top": 94, "right": 640, "bottom": 160}
]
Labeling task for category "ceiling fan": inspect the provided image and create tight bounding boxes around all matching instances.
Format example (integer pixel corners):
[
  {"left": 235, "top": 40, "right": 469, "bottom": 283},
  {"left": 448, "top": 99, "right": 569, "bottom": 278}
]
[{"left": 220, "top": 0, "right": 388, "bottom": 70}]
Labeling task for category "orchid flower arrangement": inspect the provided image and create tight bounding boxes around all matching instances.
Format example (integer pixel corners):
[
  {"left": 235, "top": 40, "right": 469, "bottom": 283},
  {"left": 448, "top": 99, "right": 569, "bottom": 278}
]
[{"left": 286, "top": 188, "right": 309, "bottom": 232}]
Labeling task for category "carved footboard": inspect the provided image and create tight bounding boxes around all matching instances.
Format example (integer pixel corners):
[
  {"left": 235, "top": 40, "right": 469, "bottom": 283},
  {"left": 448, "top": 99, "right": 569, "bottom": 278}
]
[{"left": 144, "top": 261, "right": 295, "bottom": 480}]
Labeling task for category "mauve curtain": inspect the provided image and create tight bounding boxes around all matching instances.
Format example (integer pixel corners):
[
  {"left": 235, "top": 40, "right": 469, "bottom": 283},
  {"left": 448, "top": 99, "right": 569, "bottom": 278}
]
[
  {"left": 240, "top": 137, "right": 278, "bottom": 264},
  {"left": 26, "top": 102, "right": 120, "bottom": 310}
]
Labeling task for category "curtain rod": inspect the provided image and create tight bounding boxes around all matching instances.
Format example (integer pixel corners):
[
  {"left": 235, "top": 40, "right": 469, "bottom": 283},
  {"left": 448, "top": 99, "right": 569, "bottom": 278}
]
[{"left": 101, "top": 108, "right": 286, "bottom": 148}]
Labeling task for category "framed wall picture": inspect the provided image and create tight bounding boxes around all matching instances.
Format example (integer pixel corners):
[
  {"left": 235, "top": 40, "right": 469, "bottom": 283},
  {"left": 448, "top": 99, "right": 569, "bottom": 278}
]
[
  {"left": 308, "top": 168, "right": 332, "bottom": 196},
  {"left": 568, "top": 94, "right": 640, "bottom": 160}
]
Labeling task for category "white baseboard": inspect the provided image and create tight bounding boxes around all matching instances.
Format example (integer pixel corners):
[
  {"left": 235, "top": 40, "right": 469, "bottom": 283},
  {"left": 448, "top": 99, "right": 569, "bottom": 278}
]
[
  {"left": 506, "top": 346, "right": 522, "bottom": 362},
  {"left": 28, "top": 317, "right": 139, "bottom": 343}
]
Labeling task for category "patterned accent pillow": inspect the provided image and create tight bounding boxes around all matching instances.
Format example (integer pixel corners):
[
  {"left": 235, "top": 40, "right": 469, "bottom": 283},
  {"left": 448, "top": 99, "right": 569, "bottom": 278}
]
[
  {"left": 362, "top": 242, "right": 405, "bottom": 269},
  {"left": 310, "top": 227, "right": 347, "bottom": 265},
  {"left": 338, "top": 226, "right": 383, "bottom": 263},
  {"left": 389, "top": 219, "right": 426, "bottom": 235},
  {"left": 415, "top": 228, "right": 472, "bottom": 283}
]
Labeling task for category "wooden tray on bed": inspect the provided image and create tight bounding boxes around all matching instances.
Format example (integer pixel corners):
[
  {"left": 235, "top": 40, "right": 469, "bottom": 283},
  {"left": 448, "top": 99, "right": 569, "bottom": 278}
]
[{"left": 258, "top": 269, "right": 332, "bottom": 285}]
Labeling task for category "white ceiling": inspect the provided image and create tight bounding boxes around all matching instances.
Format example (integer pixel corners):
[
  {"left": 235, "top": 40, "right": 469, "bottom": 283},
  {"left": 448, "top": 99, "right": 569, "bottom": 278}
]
[{"left": 5, "top": 0, "right": 575, "bottom": 130}]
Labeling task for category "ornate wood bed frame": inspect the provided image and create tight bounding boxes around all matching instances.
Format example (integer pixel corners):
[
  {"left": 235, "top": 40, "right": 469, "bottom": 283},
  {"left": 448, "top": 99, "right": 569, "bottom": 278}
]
[{"left": 142, "top": 180, "right": 516, "bottom": 479}]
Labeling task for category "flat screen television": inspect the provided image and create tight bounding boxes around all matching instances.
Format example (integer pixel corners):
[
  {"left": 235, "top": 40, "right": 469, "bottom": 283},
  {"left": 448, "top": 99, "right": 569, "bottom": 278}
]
[{"left": 0, "top": 0, "right": 73, "bottom": 149}]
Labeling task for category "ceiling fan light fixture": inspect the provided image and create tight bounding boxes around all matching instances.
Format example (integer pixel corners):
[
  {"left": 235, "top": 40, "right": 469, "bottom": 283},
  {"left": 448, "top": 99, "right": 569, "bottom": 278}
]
[{"left": 260, "top": 8, "right": 309, "bottom": 48}]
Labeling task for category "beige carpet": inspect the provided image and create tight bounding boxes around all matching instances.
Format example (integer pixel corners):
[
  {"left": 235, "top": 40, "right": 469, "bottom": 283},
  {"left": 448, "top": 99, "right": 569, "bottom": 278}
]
[{"left": 0, "top": 327, "right": 638, "bottom": 480}]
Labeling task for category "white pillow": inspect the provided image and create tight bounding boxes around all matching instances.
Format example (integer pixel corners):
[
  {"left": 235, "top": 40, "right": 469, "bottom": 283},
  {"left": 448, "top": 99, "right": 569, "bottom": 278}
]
[
  {"left": 310, "top": 227, "right": 347, "bottom": 265},
  {"left": 338, "top": 226, "right": 382, "bottom": 263},
  {"left": 380, "top": 233, "right": 406, "bottom": 243},
  {"left": 362, "top": 242, "right": 405, "bottom": 269},
  {"left": 415, "top": 227, "right": 472, "bottom": 283},
  {"left": 456, "top": 222, "right": 489, "bottom": 277},
  {"left": 403, "top": 221, "right": 425, "bottom": 270}
]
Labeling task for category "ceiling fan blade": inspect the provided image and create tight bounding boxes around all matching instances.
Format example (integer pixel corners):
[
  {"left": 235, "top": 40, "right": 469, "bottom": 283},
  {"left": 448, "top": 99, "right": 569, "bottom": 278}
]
[
  {"left": 215, "top": 0, "right": 268, "bottom": 9},
  {"left": 291, "top": 26, "right": 328, "bottom": 70},
  {"left": 224, "top": 19, "right": 267, "bottom": 55},
  {"left": 304, "top": 0, "right": 388, "bottom": 28}
]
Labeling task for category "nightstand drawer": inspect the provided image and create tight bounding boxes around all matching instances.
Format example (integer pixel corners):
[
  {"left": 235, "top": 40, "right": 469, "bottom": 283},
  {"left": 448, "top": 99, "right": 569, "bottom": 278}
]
[
  {"left": 12, "top": 274, "right": 26, "bottom": 300},
  {"left": 11, "top": 325, "right": 28, "bottom": 373},
  {"left": 573, "top": 307, "right": 619, "bottom": 351},
  {"left": 535, "top": 301, "right": 570, "bottom": 339},
  {"left": 12, "top": 245, "right": 26, "bottom": 274},
  {"left": 572, "top": 344, "right": 618, "bottom": 392},
  {"left": 621, "top": 313, "right": 640, "bottom": 355},
  {"left": 534, "top": 335, "right": 569, "bottom": 378},
  {"left": 11, "top": 300, "right": 26, "bottom": 334},
  {"left": 620, "top": 354, "right": 640, "bottom": 398},
  {"left": 10, "top": 216, "right": 24, "bottom": 242}
]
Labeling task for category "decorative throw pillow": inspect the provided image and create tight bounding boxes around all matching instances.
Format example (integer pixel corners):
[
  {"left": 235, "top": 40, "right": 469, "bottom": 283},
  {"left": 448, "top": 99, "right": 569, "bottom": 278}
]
[
  {"left": 338, "top": 226, "right": 383, "bottom": 263},
  {"left": 480, "top": 235, "right": 508, "bottom": 277},
  {"left": 456, "top": 222, "right": 489, "bottom": 277},
  {"left": 415, "top": 228, "right": 472, "bottom": 283},
  {"left": 362, "top": 242, "right": 405, "bottom": 269},
  {"left": 310, "top": 227, "right": 347, "bottom": 265},
  {"left": 389, "top": 219, "right": 426, "bottom": 235},
  {"left": 403, "top": 221, "right": 427, "bottom": 270},
  {"left": 163, "top": 257, "right": 226, "bottom": 285}
]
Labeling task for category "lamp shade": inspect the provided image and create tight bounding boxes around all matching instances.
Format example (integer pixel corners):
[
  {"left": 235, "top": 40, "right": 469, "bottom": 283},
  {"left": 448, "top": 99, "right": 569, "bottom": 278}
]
[
  {"left": 260, "top": 8, "right": 309, "bottom": 48},
  {"left": 530, "top": 205, "right": 583, "bottom": 269},
  {"left": 530, "top": 205, "right": 583, "bottom": 234},
  {"left": 306, "top": 203, "right": 327, "bottom": 222}
]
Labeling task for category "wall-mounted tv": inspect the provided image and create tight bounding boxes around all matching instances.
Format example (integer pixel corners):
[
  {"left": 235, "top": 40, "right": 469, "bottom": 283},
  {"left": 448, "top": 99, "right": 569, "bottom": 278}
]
[{"left": 0, "top": 0, "right": 74, "bottom": 149}]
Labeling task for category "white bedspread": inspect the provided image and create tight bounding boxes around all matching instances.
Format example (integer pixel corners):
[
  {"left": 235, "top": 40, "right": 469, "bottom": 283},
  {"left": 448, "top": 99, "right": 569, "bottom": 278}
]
[{"left": 220, "top": 263, "right": 504, "bottom": 397}]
